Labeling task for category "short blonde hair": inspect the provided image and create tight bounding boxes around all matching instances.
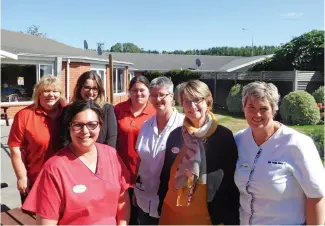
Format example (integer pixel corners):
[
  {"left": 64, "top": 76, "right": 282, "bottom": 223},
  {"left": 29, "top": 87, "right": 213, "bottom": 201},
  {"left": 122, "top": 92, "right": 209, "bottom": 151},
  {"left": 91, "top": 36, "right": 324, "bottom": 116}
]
[
  {"left": 242, "top": 81, "right": 280, "bottom": 115},
  {"left": 179, "top": 80, "right": 213, "bottom": 110},
  {"left": 32, "top": 76, "right": 64, "bottom": 108}
]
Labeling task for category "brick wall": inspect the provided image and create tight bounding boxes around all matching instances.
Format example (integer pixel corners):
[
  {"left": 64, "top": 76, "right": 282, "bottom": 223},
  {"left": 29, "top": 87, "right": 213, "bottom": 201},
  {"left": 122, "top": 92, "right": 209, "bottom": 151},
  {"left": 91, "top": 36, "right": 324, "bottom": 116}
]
[{"left": 68, "top": 62, "right": 90, "bottom": 100}]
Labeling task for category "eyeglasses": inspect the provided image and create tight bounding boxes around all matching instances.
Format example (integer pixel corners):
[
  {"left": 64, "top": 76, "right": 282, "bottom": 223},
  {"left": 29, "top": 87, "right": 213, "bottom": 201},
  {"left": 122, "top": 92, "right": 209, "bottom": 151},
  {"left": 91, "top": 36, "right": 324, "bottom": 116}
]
[
  {"left": 150, "top": 93, "right": 170, "bottom": 100},
  {"left": 70, "top": 121, "right": 99, "bottom": 131},
  {"left": 82, "top": 86, "right": 99, "bottom": 93},
  {"left": 182, "top": 98, "right": 205, "bottom": 107}
]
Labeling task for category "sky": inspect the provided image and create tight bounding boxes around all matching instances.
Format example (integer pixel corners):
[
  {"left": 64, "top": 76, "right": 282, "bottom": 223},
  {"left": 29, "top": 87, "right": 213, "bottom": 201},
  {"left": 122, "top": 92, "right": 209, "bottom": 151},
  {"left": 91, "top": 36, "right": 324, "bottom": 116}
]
[{"left": 1, "top": 0, "right": 324, "bottom": 52}]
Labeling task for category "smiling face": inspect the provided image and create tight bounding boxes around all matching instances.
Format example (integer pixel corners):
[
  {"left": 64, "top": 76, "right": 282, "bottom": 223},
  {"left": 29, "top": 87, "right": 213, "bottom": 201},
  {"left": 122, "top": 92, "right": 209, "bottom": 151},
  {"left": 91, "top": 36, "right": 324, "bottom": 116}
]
[
  {"left": 39, "top": 89, "right": 61, "bottom": 111},
  {"left": 243, "top": 96, "right": 274, "bottom": 130},
  {"left": 182, "top": 93, "right": 208, "bottom": 127},
  {"left": 80, "top": 79, "right": 99, "bottom": 101},
  {"left": 69, "top": 109, "right": 100, "bottom": 151},
  {"left": 150, "top": 86, "right": 174, "bottom": 113},
  {"left": 130, "top": 82, "right": 150, "bottom": 105}
]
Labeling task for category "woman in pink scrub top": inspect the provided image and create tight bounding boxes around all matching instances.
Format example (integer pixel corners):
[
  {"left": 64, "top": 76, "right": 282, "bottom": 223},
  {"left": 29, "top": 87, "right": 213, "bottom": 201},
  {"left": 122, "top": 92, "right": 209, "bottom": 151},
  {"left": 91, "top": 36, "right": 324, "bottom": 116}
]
[{"left": 22, "top": 100, "right": 131, "bottom": 225}]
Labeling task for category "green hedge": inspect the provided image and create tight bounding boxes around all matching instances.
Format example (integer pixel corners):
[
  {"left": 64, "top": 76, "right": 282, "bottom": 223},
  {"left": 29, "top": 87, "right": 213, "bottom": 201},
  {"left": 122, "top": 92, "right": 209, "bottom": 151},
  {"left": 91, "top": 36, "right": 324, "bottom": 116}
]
[
  {"left": 308, "top": 129, "right": 324, "bottom": 159},
  {"left": 279, "top": 91, "right": 320, "bottom": 125},
  {"left": 142, "top": 69, "right": 201, "bottom": 87},
  {"left": 226, "top": 84, "right": 243, "bottom": 113},
  {"left": 312, "top": 86, "right": 324, "bottom": 104}
]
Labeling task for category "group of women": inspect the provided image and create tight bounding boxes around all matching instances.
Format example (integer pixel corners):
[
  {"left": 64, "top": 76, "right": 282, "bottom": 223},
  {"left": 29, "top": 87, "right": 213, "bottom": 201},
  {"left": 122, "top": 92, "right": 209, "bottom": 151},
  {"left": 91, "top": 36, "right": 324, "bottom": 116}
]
[{"left": 7, "top": 70, "right": 325, "bottom": 225}]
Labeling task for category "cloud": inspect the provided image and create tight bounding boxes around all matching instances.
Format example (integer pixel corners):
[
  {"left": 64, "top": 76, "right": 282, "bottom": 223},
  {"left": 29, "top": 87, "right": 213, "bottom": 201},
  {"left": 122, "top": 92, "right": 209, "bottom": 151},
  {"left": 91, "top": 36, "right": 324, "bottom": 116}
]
[{"left": 281, "top": 12, "right": 304, "bottom": 19}]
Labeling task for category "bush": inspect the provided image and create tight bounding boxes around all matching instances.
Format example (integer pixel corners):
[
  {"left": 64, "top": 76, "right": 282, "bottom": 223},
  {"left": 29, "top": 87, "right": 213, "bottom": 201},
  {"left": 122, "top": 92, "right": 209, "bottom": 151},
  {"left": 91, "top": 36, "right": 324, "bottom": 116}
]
[
  {"left": 312, "top": 86, "right": 324, "bottom": 104},
  {"left": 279, "top": 91, "right": 320, "bottom": 125},
  {"left": 142, "top": 70, "right": 164, "bottom": 81},
  {"left": 226, "top": 84, "right": 243, "bottom": 113},
  {"left": 308, "top": 129, "right": 324, "bottom": 159}
]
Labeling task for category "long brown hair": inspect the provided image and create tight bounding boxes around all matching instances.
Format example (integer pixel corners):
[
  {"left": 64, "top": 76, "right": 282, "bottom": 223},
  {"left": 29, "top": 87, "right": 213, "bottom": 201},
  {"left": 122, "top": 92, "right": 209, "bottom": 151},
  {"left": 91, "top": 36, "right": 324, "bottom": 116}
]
[{"left": 71, "top": 71, "right": 106, "bottom": 107}]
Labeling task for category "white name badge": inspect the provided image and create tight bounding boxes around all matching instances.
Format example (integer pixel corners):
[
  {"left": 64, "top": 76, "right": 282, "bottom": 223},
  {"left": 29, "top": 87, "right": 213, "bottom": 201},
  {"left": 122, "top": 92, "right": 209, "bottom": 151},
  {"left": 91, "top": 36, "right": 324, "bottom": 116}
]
[
  {"left": 73, "top": 184, "right": 87, "bottom": 193},
  {"left": 171, "top": 147, "right": 180, "bottom": 154}
]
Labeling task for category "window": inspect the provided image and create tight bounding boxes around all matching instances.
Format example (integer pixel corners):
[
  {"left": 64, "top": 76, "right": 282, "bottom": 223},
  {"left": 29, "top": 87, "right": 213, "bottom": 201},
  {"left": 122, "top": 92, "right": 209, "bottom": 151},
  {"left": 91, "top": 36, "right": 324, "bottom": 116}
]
[
  {"left": 112, "top": 68, "right": 126, "bottom": 94},
  {"left": 90, "top": 65, "right": 106, "bottom": 96},
  {"left": 39, "top": 64, "right": 53, "bottom": 78},
  {"left": 128, "top": 72, "right": 134, "bottom": 82},
  {"left": 1, "top": 63, "right": 54, "bottom": 103}
]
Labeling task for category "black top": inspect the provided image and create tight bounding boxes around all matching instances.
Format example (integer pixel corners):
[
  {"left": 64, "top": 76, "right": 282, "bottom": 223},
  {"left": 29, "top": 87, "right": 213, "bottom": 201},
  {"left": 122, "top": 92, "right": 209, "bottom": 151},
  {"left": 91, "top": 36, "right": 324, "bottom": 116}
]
[
  {"left": 60, "top": 103, "right": 117, "bottom": 148},
  {"left": 158, "top": 125, "right": 240, "bottom": 225}
]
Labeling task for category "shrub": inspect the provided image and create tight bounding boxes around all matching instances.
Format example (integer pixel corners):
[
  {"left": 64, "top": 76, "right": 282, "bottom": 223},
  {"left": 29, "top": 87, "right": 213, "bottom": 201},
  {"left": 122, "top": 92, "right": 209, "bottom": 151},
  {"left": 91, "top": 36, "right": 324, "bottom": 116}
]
[
  {"left": 279, "top": 91, "right": 320, "bottom": 125},
  {"left": 308, "top": 129, "right": 324, "bottom": 159},
  {"left": 312, "top": 86, "right": 324, "bottom": 104},
  {"left": 226, "top": 84, "right": 243, "bottom": 113}
]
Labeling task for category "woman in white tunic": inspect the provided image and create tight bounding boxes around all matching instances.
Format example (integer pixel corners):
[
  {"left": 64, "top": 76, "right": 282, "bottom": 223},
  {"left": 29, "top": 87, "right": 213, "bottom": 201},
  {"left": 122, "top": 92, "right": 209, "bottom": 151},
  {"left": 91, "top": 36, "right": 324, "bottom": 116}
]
[
  {"left": 234, "top": 81, "right": 325, "bottom": 225},
  {"left": 134, "top": 77, "right": 184, "bottom": 225}
]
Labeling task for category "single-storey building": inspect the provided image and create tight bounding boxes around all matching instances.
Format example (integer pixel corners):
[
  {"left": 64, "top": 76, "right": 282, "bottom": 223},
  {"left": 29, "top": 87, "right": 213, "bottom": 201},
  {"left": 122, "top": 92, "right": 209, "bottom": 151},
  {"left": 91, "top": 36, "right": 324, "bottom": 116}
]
[{"left": 1, "top": 29, "right": 133, "bottom": 118}]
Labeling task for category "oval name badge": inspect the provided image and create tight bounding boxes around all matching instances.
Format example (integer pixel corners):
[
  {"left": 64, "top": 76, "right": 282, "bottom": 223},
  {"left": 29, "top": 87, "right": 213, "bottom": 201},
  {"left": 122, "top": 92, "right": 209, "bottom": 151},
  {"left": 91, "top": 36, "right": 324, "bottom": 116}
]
[
  {"left": 171, "top": 147, "right": 180, "bottom": 154},
  {"left": 73, "top": 184, "right": 87, "bottom": 193}
]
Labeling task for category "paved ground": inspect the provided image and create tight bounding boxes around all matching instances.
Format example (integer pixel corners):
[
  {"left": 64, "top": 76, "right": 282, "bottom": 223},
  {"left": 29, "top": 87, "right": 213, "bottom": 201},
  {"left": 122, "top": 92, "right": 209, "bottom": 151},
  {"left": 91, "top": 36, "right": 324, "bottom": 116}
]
[{"left": 1, "top": 119, "right": 21, "bottom": 212}]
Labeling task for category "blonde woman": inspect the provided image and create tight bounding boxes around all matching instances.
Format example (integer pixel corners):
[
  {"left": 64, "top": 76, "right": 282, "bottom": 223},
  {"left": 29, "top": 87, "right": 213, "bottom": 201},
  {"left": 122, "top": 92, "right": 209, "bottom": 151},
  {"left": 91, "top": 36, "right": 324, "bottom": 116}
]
[
  {"left": 8, "top": 75, "right": 66, "bottom": 204},
  {"left": 158, "top": 80, "right": 239, "bottom": 225},
  {"left": 61, "top": 71, "right": 117, "bottom": 148}
]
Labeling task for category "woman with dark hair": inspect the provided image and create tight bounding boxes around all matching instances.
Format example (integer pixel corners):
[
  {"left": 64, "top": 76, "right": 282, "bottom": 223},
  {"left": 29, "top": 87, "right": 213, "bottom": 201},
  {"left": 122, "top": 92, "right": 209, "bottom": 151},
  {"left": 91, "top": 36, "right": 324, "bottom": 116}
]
[
  {"left": 114, "top": 75, "right": 155, "bottom": 224},
  {"left": 22, "top": 100, "right": 131, "bottom": 225},
  {"left": 61, "top": 71, "right": 117, "bottom": 147}
]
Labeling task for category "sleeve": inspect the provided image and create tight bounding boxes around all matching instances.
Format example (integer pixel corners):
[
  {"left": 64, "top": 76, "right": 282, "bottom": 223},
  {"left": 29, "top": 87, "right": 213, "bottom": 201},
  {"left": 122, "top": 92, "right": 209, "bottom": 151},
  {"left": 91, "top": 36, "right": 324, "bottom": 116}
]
[
  {"left": 103, "top": 104, "right": 117, "bottom": 148},
  {"left": 213, "top": 129, "right": 240, "bottom": 225},
  {"left": 8, "top": 111, "right": 26, "bottom": 147},
  {"left": 157, "top": 127, "right": 182, "bottom": 215},
  {"left": 22, "top": 167, "right": 63, "bottom": 220},
  {"left": 117, "top": 153, "right": 131, "bottom": 193},
  {"left": 290, "top": 135, "right": 325, "bottom": 198}
]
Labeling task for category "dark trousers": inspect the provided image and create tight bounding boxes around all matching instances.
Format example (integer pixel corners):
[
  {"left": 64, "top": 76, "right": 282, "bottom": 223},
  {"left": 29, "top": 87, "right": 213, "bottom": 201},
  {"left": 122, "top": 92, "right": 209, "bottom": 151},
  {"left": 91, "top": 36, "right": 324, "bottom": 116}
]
[
  {"left": 128, "top": 188, "right": 138, "bottom": 225},
  {"left": 137, "top": 207, "right": 159, "bottom": 225}
]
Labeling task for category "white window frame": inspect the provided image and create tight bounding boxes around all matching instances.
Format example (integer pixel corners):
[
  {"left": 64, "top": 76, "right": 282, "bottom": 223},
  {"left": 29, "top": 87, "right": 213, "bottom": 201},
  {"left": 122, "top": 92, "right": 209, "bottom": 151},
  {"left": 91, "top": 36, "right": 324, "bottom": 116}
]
[
  {"left": 113, "top": 67, "right": 126, "bottom": 95},
  {"left": 1, "top": 60, "right": 55, "bottom": 105},
  {"left": 128, "top": 72, "right": 134, "bottom": 83},
  {"left": 90, "top": 64, "right": 107, "bottom": 97},
  {"left": 38, "top": 64, "right": 54, "bottom": 79}
]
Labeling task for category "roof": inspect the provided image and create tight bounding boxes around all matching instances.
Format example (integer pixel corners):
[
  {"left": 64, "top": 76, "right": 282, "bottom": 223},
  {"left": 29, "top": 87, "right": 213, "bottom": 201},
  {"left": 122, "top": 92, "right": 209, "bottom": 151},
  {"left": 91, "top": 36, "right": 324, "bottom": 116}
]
[
  {"left": 1, "top": 29, "right": 132, "bottom": 65},
  {"left": 109, "top": 52, "right": 272, "bottom": 72}
]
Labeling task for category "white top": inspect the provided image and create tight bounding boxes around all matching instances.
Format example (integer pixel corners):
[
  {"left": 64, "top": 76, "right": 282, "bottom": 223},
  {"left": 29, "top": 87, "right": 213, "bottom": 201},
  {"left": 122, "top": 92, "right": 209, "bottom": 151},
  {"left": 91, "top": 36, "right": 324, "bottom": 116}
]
[
  {"left": 134, "top": 109, "right": 184, "bottom": 218},
  {"left": 234, "top": 125, "right": 325, "bottom": 225}
]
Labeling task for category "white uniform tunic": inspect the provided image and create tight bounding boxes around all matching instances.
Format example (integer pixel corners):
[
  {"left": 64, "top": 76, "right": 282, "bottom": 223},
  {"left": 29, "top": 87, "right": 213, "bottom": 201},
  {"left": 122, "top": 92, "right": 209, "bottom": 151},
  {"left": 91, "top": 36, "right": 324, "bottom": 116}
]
[
  {"left": 134, "top": 109, "right": 184, "bottom": 218},
  {"left": 234, "top": 125, "right": 325, "bottom": 225}
]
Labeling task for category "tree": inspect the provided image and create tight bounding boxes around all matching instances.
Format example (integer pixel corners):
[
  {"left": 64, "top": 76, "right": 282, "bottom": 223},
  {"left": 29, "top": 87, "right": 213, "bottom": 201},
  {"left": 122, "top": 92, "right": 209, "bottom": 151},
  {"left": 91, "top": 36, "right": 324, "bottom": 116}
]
[
  {"left": 251, "top": 30, "right": 324, "bottom": 72},
  {"left": 122, "top": 43, "right": 142, "bottom": 53},
  {"left": 25, "top": 25, "right": 47, "bottom": 37},
  {"left": 110, "top": 43, "right": 123, "bottom": 52}
]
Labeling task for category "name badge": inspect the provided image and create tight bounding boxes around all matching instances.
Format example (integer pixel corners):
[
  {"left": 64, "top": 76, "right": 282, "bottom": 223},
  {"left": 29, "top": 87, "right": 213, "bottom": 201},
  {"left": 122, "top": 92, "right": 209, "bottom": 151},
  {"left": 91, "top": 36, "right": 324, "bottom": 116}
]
[
  {"left": 171, "top": 147, "right": 180, "bottom": 154},
  {"left": 73, "top": 184, "right": 87, "bottom": 193},
  {"left": 240, "top": 163, "right": 249, "bottom": 170}
]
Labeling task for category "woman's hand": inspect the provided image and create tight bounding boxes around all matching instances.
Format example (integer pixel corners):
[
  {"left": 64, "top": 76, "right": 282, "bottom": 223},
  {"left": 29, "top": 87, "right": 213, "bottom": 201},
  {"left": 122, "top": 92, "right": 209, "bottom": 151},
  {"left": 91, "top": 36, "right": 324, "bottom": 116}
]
[{"left": 17, "top": 176, "right": 29, "bottom": 194}]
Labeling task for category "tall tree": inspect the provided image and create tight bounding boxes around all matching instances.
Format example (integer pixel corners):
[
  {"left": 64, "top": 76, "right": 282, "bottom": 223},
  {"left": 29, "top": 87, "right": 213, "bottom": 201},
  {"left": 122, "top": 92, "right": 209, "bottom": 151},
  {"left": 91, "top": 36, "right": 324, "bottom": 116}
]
[
  {"left": 110, "top": 43, "right": 123, "bottom": 52},
  {"left": 25, "top": 25, "right": 47, "bottom": 37}
]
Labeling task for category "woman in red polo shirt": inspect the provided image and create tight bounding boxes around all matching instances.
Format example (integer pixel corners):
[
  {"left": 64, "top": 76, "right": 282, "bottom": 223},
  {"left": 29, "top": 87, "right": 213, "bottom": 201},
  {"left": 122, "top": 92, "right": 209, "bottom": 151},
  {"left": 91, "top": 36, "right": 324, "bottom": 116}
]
[
  {"left": 8, "top": 76, "right": 66, "bottom": 204},
  {"left": 114, "top": 75, "right": 155, "bottom": 224},
  {"left": 22, "top": 100, "right": 131, "bottom": 225}
]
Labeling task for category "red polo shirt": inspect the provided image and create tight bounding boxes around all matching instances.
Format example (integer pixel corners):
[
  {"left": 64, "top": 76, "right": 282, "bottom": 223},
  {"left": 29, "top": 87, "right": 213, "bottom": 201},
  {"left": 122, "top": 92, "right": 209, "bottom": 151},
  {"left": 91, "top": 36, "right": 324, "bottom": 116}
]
[
  {"left": 114, "top": 100, "right": 155, "bottom": 185},
  {"left": 8, "top": 104, "right": 64, "bottom": 185}
]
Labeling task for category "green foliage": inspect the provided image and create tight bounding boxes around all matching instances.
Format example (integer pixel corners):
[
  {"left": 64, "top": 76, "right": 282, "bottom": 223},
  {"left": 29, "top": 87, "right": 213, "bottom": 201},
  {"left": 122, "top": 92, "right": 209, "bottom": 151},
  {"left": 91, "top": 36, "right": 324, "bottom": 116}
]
[
  {"left": 279, "top": 91, "right": 320, "bottom": 125},
  {"left": 307, "top": 128, "right": 324, "bottom": 159},
  {"left": 226, "top": 84, "right": 243, "bottom": 113},
  {"left": 24, "top": 25, "right": 47, "bottom": 37},
  {"left": 251, "top": 30, "right": 324, "bottom": 72},
  {"left": 142, "top": 71, "right": 164, "bottom": 81},
  {"left": 312, "top": 86, "right": 324, "bottom": 104},
  {"left": 110, "top": 42, "right": 142, "bottom": 53}
]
